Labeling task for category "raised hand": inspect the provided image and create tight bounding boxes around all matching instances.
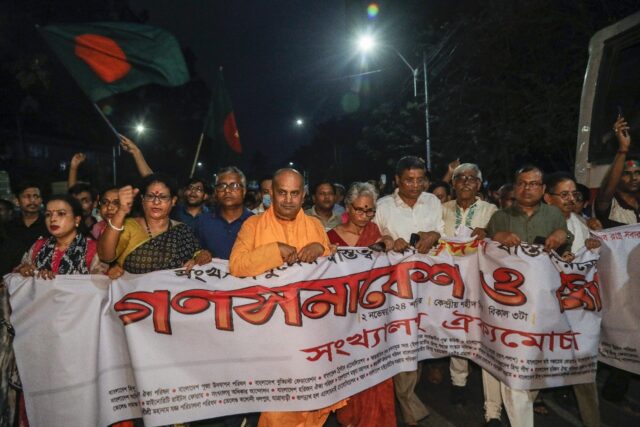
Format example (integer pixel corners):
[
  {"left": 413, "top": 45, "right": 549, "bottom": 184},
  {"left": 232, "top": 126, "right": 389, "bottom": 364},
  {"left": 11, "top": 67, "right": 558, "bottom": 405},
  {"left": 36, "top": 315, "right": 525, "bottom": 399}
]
[
  {"left": 118, "top": 185, "right": 140, "bottom": 215},
  {"left": 613, "top": 116, "right": 631, "bottom": 151},
  {"left": 119, "top": 135, "right": 141, "bottom": 155},
  {"left": 70, "top": 153, "right": 86, "bottom": 169}
]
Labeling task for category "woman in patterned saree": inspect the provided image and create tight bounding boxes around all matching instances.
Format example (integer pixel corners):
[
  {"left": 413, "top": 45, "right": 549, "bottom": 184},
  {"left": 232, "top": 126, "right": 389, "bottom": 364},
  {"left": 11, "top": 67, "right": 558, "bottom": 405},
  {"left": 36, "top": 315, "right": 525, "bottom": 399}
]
[
  {"left": 98, "top": 173, "right": 211, "bottom": 274},
  {"left": 327, "top": 182, "right": 397, "bottom": 427},
  {"left": 17, "top": 194, "right": 104, "bottom": 277},
  {"left": 14, "top": 194, "right": 105, "bottom": 426}
]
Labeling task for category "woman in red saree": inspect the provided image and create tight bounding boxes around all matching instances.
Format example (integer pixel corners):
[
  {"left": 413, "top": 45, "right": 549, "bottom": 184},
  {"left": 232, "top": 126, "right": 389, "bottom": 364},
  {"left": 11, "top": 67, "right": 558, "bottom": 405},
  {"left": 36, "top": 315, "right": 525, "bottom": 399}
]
[{"left": 327, "top": 182, "right": 396, "bottom": 427}]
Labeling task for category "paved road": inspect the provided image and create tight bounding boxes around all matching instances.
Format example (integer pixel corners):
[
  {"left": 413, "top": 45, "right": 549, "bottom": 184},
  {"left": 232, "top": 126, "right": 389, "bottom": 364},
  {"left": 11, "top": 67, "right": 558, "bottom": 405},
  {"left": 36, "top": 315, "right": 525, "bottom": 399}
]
[{"left": 197, "top": 359, "right": 640, "bottom": 426}]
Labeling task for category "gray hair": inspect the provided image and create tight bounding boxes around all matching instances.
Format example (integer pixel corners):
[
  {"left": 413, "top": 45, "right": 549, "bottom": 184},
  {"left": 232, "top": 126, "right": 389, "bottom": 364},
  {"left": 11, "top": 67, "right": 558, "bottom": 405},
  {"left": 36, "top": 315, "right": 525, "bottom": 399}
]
[
  {"left": 345, "top": 182, "right": 379, "bottom": 206},
  {"left": 216, "top": 166, "right": 247, "bottom": 187},
  {"left": 453, "top": 163, "right": 483, "bottom": 182}
]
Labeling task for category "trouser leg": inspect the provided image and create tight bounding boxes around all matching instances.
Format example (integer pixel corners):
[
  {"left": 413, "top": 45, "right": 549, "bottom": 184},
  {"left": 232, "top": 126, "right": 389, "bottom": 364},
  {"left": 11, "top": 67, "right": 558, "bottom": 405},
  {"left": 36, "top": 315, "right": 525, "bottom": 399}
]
[
  {"left": 500, "top": 382, "right": 537, "bottom": 427},
  {"left": 450, "top": 357, "right": 469, "bottom": 387},
  {"left": 574, "top": 382, "right": 600, "bottom": 427},
  {"left": 481, "top": 369, "right": 502, "bottom": 421},
  {"left": 393, "top": 365, "right": 429, "bottom": 424}
]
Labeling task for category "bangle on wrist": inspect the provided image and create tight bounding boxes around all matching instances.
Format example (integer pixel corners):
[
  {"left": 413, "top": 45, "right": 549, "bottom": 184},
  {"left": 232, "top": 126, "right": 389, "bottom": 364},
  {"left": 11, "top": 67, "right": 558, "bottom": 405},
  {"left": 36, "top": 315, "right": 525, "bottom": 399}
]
[{"left": 107, "top": 219, "right": 124, "bottom": 232}]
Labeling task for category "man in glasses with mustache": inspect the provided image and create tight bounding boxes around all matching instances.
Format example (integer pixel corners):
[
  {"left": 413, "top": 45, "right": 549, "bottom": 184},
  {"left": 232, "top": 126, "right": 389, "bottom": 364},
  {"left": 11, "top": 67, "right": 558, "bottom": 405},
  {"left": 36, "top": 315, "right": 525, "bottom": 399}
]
[
  {"left": 542, "top": 172, "right": 601, "bottom": 427},
  {"left": 0, "top": 181, "right": 48, "bottom": 276},
  {"left": 483, "top": 165, "right": 570, "bottom": 427},
  {"left": 442, "top": 163, "right": 497, "bottom": 407},
  {"left": 195, "top": 167, "right": 252, "bottom": 260}
]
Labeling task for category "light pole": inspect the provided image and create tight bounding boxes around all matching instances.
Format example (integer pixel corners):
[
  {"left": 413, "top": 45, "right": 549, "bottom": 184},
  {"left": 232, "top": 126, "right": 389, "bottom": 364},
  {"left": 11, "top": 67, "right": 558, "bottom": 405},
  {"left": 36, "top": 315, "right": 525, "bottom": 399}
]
[{"left": 357, "top": 35, "right": 431, "bottom": 170}]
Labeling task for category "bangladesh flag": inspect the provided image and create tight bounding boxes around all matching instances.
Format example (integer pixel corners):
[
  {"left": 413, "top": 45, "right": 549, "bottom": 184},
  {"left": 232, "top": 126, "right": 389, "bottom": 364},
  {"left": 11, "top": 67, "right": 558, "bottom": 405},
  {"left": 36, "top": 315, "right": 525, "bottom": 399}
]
[
  {"left": 204, "top": 68, "right": 242, "bottom": 166},
  {"left": 40, "top": 22, "right": 189, "bottom": 102}
]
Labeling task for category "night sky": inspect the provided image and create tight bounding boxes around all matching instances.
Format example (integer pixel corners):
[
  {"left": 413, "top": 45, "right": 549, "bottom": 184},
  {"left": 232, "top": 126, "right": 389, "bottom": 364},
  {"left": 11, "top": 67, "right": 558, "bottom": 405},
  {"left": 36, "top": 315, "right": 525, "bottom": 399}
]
[
  {"left": 130, "top": 0, "right": 362, "bottom": 168},
  {"left": 5, "top": 0, "right": 634, "bottom": 187}
]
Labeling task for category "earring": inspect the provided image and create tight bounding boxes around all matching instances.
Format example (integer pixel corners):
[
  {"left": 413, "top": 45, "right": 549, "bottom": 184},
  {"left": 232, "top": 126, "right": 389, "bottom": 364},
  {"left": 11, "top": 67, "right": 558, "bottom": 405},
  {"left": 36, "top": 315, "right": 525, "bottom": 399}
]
[{"left": 75, "top": 223, "right": 79, "bottom": 227}]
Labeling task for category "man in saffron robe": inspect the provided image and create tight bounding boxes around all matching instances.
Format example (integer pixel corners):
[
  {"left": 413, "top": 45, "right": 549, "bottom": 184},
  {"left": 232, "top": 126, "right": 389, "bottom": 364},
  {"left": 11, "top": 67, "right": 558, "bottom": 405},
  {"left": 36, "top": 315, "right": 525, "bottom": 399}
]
[{"left": 229, "top": 168, "right": 345, "bottom": 426}]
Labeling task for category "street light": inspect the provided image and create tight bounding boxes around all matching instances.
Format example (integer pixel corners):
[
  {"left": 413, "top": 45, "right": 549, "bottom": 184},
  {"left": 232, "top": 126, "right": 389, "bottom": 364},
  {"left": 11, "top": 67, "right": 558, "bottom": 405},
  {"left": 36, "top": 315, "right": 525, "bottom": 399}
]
[
  {"left": 356, "top": 34, "right": 431, "bottom": 170},
  {"left": 135, "top": 123, "right": 146, "bottom": 134},
  {"left": 356, "top": 34, "right": 376, "bottom": 53},
  {"left": 295, "top": 118, "right": 304, "bottom": 127}
]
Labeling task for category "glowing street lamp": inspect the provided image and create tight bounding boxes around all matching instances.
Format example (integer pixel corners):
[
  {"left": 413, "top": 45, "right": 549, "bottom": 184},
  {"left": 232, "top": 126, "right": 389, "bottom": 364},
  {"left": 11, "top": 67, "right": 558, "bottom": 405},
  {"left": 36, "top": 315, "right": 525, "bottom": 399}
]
[
  {"left": 135, "top": 123, "right": 146, "bottom": 134},
  {"left": 356, "top": 34, "right": 376, "bottom": 53},
  {"left": 295, "top": 118, "right": 304, "bottom": 127},
  {"left": 355, "top": 34, "right": 432, "bottom": 170}
]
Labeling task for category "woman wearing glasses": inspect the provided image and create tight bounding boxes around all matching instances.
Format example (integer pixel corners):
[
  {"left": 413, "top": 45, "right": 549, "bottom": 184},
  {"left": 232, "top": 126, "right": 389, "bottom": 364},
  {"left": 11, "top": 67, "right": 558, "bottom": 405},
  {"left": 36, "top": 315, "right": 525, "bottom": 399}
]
[
  {"left": 327, "top": 182, "right": 396, "bottom": 427},
  {"left": 327, "top": 182, "right": 392, "bottom": 249},
  {"left": 98, "top": 174, "right": 211, "bottom": 274}
]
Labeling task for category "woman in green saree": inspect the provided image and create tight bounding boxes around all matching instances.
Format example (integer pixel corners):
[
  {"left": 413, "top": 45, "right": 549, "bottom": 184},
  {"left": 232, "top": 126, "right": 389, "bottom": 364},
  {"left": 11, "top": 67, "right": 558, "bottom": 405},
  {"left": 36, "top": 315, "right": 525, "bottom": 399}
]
[{"left": 98, "top": 174, "right": 211, "bottom": 274}]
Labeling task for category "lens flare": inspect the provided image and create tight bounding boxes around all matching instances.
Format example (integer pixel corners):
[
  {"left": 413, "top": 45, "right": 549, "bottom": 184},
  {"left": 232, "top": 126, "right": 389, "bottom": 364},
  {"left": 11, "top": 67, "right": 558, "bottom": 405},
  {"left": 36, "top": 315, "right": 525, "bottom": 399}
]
[{"left": 367, "top": 3, "right": 379, "bottom": 19}]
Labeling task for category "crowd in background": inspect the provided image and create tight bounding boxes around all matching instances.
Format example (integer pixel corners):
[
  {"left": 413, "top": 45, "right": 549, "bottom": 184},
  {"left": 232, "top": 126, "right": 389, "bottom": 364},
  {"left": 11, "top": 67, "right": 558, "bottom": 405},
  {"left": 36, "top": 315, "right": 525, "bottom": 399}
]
[{"left": 0, "top": 115, "right": 638, "bottom": 427}]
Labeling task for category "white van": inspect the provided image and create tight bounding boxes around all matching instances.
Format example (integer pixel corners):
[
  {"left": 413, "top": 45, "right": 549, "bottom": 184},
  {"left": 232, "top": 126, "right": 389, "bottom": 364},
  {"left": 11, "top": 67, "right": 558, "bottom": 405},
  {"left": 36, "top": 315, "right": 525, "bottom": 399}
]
[{"left": 575, "top": 12, "right": 640, "bottom": 189}]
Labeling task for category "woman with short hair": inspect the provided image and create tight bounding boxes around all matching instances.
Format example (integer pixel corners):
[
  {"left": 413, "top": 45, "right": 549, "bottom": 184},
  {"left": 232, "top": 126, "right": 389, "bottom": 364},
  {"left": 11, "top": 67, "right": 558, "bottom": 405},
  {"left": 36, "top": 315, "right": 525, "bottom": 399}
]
[
  {"left": 98, "top": 174, "right": 211, "bottom": 274},
  {"left": 328, "top": 182, "right": 396, "bottom": 427}
]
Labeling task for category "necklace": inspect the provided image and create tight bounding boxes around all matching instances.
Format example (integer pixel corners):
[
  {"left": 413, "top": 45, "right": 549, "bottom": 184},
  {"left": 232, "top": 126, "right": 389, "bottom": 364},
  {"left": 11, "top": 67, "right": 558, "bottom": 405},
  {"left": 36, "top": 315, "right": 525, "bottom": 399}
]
[{"left": 144, "top": 217, "right": 171, "bottom": 238}]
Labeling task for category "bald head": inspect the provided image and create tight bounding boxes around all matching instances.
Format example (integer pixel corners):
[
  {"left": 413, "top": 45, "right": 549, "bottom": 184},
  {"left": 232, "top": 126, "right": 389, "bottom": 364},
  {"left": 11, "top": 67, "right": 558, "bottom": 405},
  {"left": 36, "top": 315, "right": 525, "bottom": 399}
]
[
  {"left": 272, "top": 168, "right": 305, "bottom": 220},
  {"left": 273, "top": 168, "right": 303, "bottom": 182}
]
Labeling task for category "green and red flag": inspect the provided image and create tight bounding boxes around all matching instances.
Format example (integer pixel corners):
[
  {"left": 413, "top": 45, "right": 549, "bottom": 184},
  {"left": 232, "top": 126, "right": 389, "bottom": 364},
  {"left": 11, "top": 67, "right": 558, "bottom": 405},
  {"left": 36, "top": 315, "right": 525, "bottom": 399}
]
[
  {"left": 40, "top": 22, "right": 189, "bottom": 102},
  {"left": 203, "top": 68, "right": 242, "bottom": 165}
]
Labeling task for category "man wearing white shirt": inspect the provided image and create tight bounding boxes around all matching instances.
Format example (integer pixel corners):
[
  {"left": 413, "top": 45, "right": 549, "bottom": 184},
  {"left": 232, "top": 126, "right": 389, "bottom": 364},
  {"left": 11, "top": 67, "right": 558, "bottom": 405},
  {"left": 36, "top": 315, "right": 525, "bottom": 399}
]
[
  {"left": 374, "top": 156, "right": 442, "bottom": 426},
  {"left": 442, "top": 163, "right": 497, "bottom": 239},
  {"left": 544, "top": 172, "right": 601, "bottom": 427},
  {"left": 375, "top": 156, "right": 443, "bottom": 253},
  {"left": 441, "top": 163, "right": 497, "bottom": 406}
]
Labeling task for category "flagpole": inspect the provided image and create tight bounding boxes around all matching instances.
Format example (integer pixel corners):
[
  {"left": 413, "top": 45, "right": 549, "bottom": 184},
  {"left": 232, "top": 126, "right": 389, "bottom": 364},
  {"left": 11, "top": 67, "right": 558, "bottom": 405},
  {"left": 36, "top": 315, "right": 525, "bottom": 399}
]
[
  {"left": 92, "top": 103, "right": 121, "bottom": 185},
  {"left": 189, "top": 132, "right": 205, "bottom": 178}
]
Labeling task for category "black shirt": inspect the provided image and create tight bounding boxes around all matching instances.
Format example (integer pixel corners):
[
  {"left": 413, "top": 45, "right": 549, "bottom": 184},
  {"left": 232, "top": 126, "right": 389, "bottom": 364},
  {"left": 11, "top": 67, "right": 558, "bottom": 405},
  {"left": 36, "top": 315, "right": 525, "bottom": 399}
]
[{"left": 0, "top": 214, "right": 48, "bottom": 276}]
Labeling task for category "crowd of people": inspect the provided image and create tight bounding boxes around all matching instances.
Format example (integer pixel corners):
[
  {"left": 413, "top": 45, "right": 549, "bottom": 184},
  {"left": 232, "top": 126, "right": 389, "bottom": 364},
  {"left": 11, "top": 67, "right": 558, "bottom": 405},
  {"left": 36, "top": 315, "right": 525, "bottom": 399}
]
[{"left": 0, "top": 115, "right": 637, "bottom": 426}]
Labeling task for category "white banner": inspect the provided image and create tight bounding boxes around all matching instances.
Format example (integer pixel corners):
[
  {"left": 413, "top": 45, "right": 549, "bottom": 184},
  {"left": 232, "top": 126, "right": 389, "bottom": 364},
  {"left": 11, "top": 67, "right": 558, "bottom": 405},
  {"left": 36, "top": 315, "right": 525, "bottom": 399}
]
[
  {"left": 593, "top": 223, "right": 640, "bottom": 374},
  {"left": 6, "top": 239, "right": 601, "bottom": 426}
]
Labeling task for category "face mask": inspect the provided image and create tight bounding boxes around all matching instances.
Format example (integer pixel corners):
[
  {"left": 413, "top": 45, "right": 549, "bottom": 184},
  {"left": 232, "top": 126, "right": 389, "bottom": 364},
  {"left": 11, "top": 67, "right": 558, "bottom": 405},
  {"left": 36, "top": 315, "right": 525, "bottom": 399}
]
[{"left": 262, "top": 194, "right": 271, "bottom": 208}]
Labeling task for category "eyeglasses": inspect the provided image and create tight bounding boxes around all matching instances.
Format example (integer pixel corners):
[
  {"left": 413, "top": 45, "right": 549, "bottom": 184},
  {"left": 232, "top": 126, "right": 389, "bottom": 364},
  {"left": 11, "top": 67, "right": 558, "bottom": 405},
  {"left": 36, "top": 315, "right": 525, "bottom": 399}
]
[
  {"left": 516, "top": 181, "right": 543, "bottom": 189},
  {"left": 453, "top": 175, "right": 479, "bottom": 183},
  {"left": 214, "top": 182, "right": 244, "bottom": 192},
  {"left": 142, "top": 193, "right": 172, "bottom": 203},
  {"left": 351, "top": 205, "right": 376, "bottom": 216},
  {"left": 186, "top": 184, "right": 205, "bottom": 193},
  {"left": 99, "top": 198, "right": 120, "bottom": 208},
  {"left": 549, "top": 191, "right": 583, "bottom": 201},
  {"left": 401, "top": 178, "right": 427, "bottom": 186}
]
